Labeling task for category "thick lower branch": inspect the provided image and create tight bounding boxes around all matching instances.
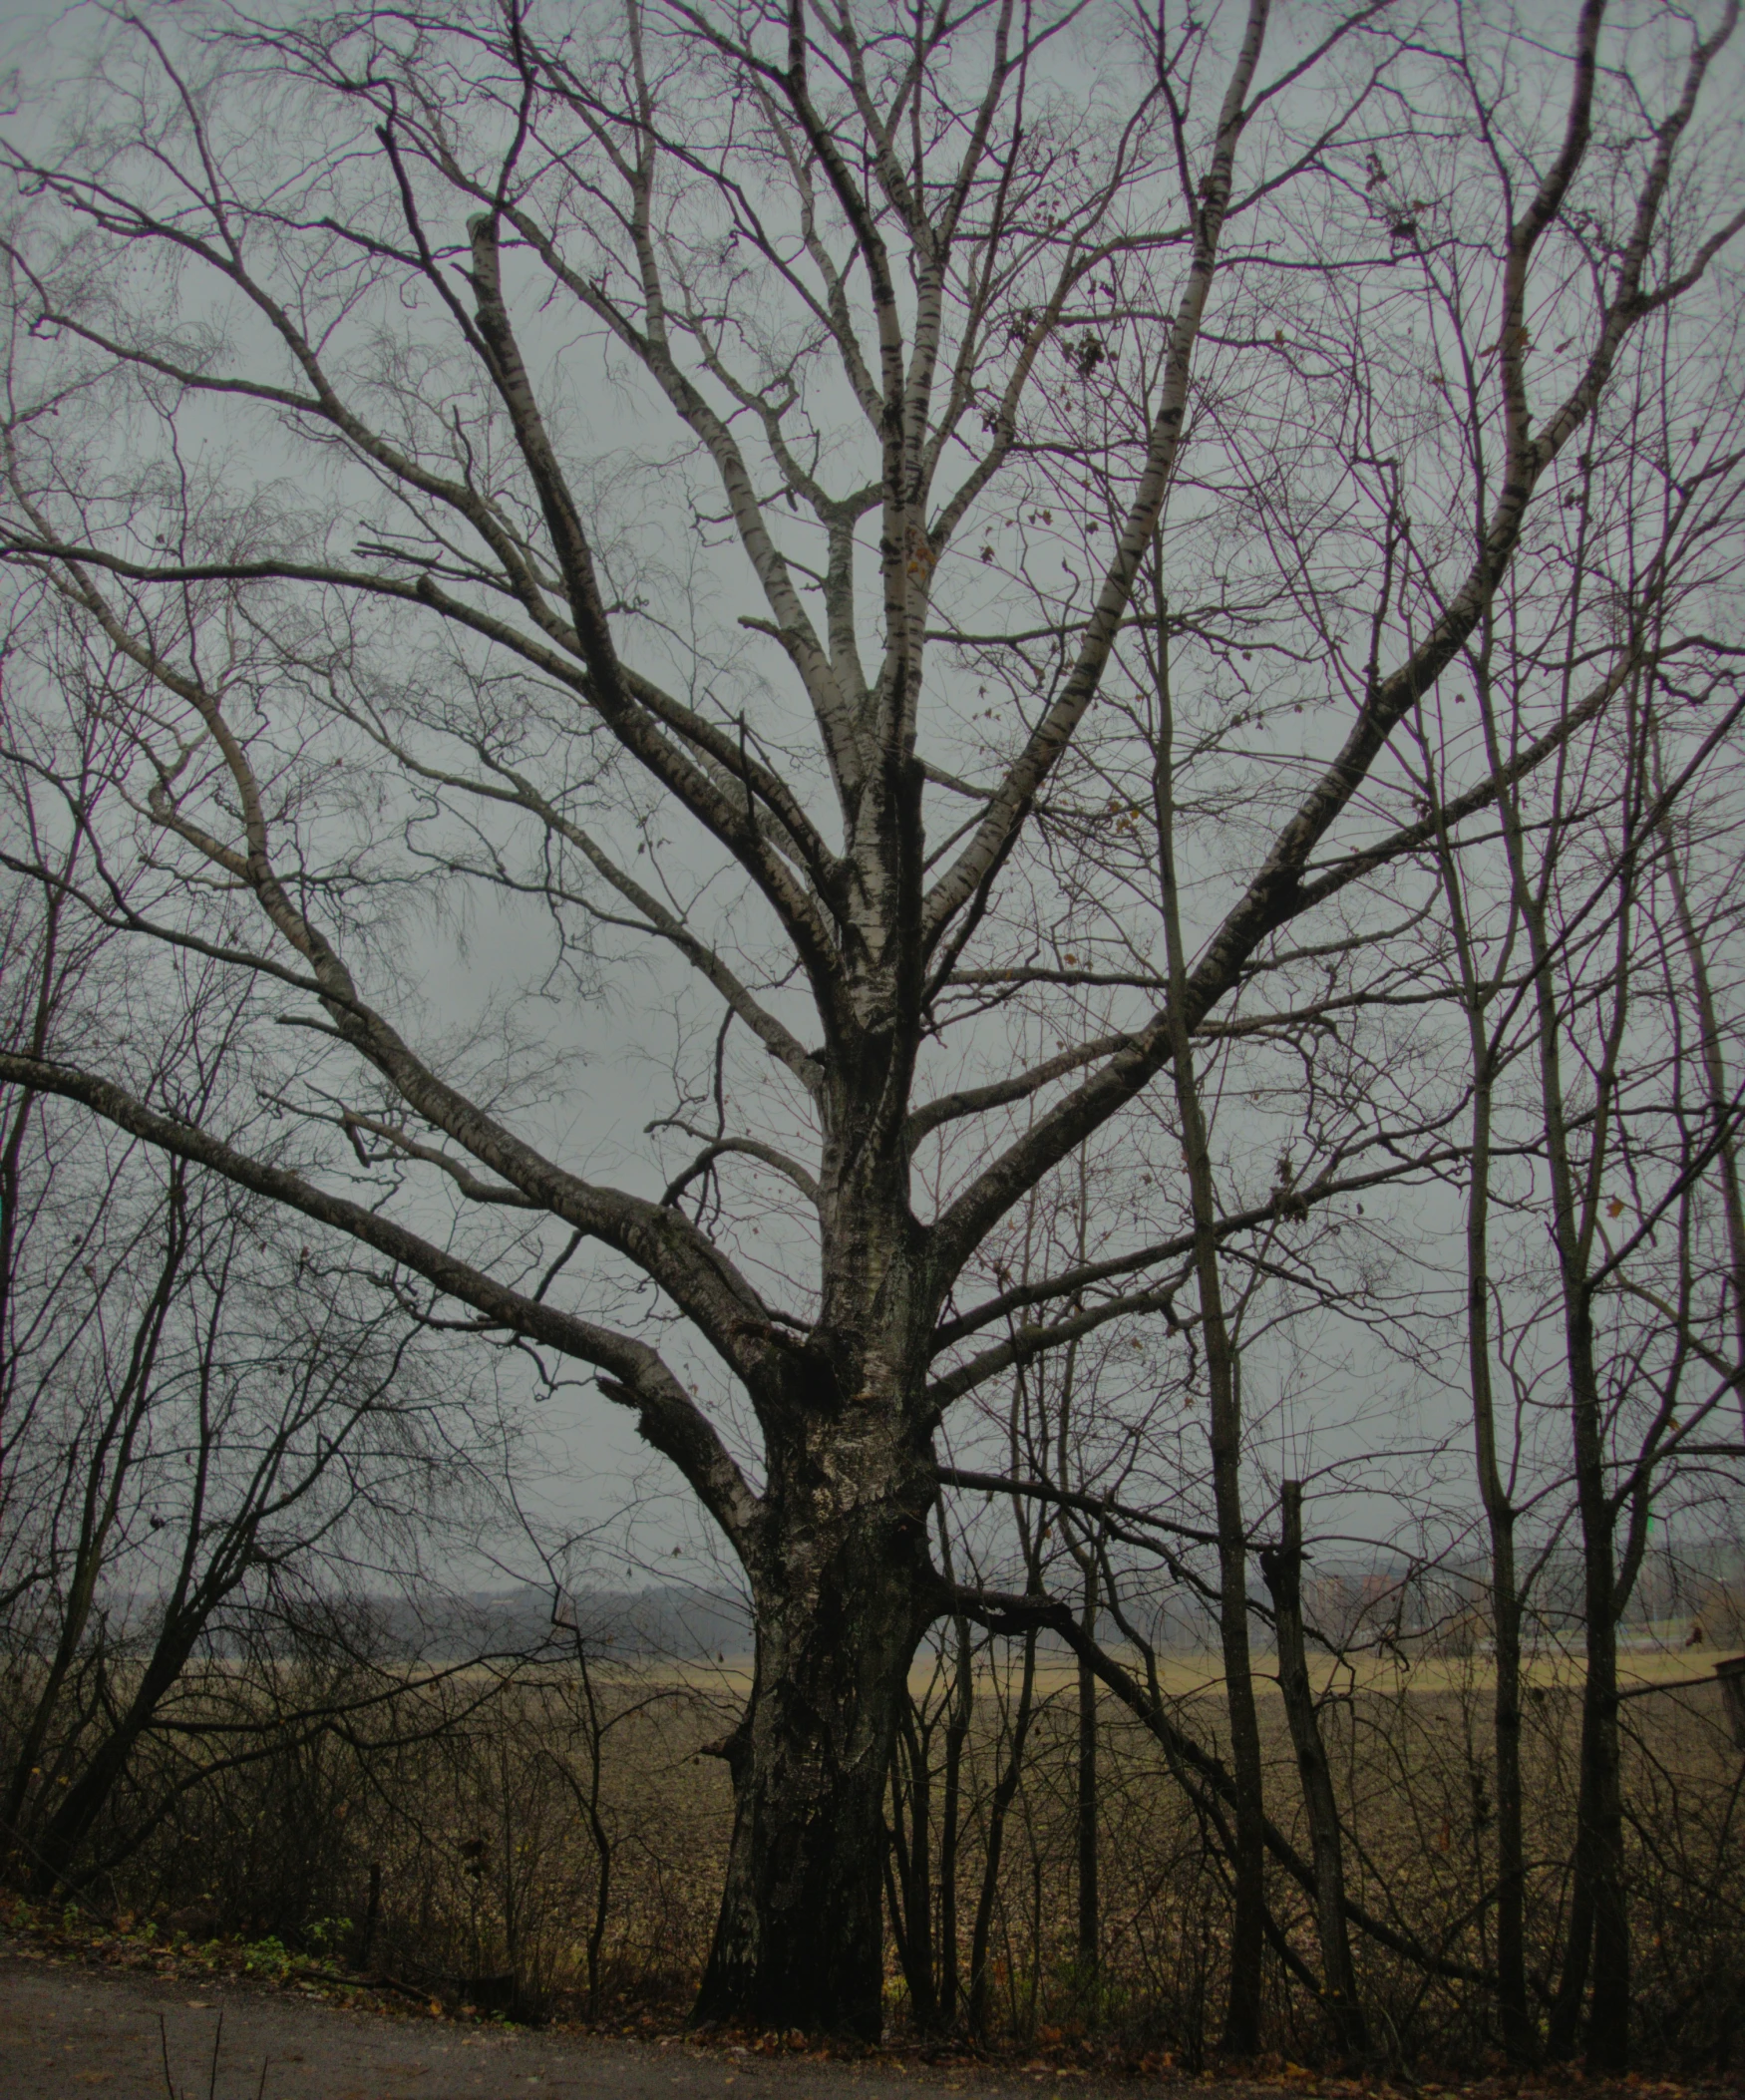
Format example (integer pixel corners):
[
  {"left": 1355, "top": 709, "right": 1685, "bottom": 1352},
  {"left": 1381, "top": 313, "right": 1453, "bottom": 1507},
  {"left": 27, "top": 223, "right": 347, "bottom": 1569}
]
[{"left": 0, "top": 1053, "right": 764, "bottom": 1553}]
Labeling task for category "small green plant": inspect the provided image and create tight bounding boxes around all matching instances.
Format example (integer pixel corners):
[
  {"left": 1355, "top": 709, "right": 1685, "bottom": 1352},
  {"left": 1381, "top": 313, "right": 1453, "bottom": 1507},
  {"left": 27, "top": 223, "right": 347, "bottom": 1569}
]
[{"left": 240, "top": 1934, "right": 292, "bottom": 1979}]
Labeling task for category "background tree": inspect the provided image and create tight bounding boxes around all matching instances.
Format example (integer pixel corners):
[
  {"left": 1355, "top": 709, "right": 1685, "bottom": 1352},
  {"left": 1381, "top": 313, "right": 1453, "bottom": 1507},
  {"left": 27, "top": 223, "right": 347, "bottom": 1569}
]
[{"left": 0, "top": 851, "right": 513, "bottom": 1898}]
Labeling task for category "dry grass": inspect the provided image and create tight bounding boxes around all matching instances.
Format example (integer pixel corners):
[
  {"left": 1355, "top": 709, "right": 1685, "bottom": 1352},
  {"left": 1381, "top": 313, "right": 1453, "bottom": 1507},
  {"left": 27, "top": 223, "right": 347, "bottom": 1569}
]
[{"left": 9, "top": 1645, "right": 1742, "bottom": 2073}]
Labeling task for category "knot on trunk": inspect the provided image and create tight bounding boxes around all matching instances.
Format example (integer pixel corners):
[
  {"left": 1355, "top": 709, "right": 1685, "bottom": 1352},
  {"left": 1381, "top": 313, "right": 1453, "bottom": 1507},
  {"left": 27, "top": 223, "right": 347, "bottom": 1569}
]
[{"left": 699, "top": 1722, "right": 751, "bottom": 1784}]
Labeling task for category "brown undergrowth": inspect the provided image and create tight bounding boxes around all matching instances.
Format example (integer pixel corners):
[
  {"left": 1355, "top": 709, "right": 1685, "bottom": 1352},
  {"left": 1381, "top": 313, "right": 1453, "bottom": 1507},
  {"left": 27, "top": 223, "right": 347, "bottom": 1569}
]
[{"left": 4, "top": 1651, "right": 1741, "bottom": 2076}]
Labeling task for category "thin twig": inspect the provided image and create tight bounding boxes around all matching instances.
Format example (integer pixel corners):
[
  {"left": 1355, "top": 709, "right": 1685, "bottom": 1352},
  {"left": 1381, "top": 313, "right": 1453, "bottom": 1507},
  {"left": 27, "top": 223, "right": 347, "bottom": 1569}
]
[{"left": 158, "top": 2012, "right": 176, "bottom": 2100}]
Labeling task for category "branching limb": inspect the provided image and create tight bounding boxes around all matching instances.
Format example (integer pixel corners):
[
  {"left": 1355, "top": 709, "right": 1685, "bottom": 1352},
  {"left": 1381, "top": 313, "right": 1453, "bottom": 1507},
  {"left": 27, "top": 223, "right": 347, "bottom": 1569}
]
[
  {"left": 950, "top": 1584, "right": 1496, "bottom": 1987},
  {"left": 0, "top": 1052, "right": 765, "bottom": 1554},
  {"left": 659, "top": 1135, "right": 821, "bottom": 1210}
]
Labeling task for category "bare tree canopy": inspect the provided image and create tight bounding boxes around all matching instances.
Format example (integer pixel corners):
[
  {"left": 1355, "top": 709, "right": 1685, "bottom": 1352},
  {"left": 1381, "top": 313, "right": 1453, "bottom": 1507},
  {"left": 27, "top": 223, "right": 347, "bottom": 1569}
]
[{"left": 2, "top": 0, "right": 1742, "bottom": 2042}]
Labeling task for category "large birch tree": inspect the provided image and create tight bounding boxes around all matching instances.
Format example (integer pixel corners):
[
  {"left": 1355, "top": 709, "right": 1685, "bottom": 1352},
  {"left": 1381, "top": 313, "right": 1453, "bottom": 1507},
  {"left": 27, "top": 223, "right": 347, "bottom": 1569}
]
[{"left": 2, "top": 0, "right": 1739, "bottom": 2037}]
